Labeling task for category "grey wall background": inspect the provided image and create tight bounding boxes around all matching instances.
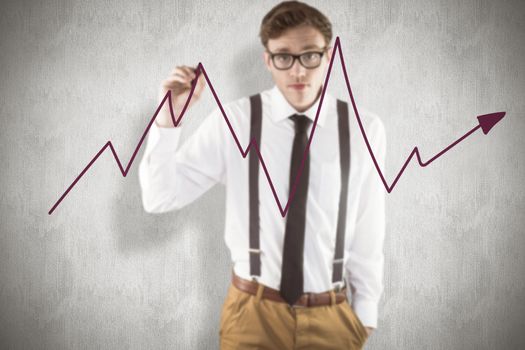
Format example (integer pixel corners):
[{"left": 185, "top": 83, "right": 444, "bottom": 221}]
[{"left": 1, "top": 0, "right": 524, "bottom": 349}]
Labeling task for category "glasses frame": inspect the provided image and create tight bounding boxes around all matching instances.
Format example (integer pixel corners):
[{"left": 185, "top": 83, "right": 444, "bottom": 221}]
[{"left": 266, "top": 47, "right": 329, "bottom": 70}]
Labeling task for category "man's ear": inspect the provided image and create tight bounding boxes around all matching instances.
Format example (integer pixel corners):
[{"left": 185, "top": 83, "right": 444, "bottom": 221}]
[{"left": 263, "top": 51, "right": 272, "bottom": 71}]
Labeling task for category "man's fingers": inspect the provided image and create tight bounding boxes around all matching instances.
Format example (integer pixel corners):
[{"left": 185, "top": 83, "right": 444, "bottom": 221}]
[
  {"left": 197, "top": 75, "right": 206, "bottom": 90},
  {"left": 174, "top": 66, "right": 196, "bottom": 82},
  {"left": 163, "top": 65, "right": 204, "bottom": 102},
  {"left": 170, "top": 71, "right": 190, "bottom": 82},
  {"left": 171, "top": 71, "right": 194, "bottom": 83},
  {"left": 162, "top": 79, "right": 191, "bottom": 91},
  {"left": 165, "top": 76, "right": 190, "bottom": 85},
  {"left": 180, "top": 66, "right": 196, "bottom": 79},
  {"left": 170, "top": 65, "right": 193, "bottom": 74},
  {"left": 170, "top": 66, "right": 195, "bottom": 80}
]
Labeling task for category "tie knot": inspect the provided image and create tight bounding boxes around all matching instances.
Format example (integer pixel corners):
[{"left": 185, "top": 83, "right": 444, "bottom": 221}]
[{"left": 290, "top": 114, "right": 311, "bottom": 134}]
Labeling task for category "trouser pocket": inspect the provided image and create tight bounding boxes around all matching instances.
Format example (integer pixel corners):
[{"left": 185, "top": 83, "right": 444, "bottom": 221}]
[
  {"left": 339, "top": 300, "right": 369, "bottom": 346},
  {"left": 219, "top": 284, "right": 240, "bottom": 336}
]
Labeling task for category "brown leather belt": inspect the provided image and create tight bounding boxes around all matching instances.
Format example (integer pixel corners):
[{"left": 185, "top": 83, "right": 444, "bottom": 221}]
[{"left": 231, "top": 273, "right": 348, "bottom": 307}]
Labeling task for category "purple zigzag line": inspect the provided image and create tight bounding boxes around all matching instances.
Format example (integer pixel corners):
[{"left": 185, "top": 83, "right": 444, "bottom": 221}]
[{"left": 48, "top": 36, "right": 484, "bottom": 215}]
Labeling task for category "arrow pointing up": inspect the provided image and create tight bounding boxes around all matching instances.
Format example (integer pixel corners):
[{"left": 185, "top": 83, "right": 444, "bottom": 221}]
[
  {"left": 47, "top": 34, "right": 508, "bottom": 215},
  {"left": 477, "top": 112, "right": 506, "bottom": 135}
]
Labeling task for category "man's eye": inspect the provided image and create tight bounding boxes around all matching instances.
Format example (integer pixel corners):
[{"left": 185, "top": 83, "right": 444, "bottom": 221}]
[
  {"left": 276, "top": 55, "right": 291, "bottom": 62},
  {"left": 303, "top": 53, "right": 318, "bottom": 61}
]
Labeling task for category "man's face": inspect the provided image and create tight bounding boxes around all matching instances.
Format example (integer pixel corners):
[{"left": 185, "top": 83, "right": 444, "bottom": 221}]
[{"left": 263, "top": 25, "right": 332, "bottom": 112}]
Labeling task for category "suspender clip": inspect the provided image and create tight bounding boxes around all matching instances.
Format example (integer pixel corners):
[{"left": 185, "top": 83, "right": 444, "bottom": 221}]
[{"left": 333, "top": 279, "right": 347, "bottom": 293}]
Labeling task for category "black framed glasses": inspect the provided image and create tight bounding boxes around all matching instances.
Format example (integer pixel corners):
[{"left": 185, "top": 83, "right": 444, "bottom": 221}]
[{"left": 267, "top": 47, "right": 328, "bottom": 70}]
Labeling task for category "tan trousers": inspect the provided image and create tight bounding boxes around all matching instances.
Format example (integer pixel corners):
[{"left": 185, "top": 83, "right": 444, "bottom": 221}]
[{"left": 219, "top": 281, "right": 369, "bottom": 349}]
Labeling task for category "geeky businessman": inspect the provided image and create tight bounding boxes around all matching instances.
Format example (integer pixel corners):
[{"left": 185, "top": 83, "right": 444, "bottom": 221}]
[{"left": 138, "top": 1, "right": 386, "bottom": 349}]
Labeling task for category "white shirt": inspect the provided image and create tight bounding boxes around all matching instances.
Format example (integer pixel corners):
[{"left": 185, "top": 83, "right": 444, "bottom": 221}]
[{"left": 138, "top": 85, "right": 386, "bottom": 329}]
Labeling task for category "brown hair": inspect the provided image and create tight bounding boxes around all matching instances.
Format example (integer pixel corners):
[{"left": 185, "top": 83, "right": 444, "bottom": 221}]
[{"left": 259, "top": 1, "right": 333, "bottom": 48}]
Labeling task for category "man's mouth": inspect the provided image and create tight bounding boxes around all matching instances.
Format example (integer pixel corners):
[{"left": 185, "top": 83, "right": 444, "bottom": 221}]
[{"left": 289, "top": 83, "right": 307, "bottom": 90}]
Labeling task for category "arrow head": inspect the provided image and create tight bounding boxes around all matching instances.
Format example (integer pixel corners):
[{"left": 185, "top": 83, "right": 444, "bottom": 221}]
[{"left": 477, "top": 112, "right": 506, "bottom": 135}]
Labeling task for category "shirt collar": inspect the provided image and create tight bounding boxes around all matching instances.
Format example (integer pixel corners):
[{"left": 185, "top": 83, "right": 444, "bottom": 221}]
[{"left": 268, "top": 85, "right": 329, "bottom": 127}]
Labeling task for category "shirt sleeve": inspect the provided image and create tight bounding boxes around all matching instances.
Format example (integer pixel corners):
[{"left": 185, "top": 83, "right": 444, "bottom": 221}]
[
  {"left": 344, "top": 116, "right": 387, "bottom": 329},
  {"left": 138, "top": 108, "right": 227, "bottom": 213}
]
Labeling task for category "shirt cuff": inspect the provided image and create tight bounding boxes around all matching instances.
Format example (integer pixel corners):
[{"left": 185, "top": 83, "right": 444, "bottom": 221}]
[
  {"left": 145, "top": 122, "right": 182, "bottom": 161},
  {"left": 351, "top": 297, "right": 379, "bottom": 329}
]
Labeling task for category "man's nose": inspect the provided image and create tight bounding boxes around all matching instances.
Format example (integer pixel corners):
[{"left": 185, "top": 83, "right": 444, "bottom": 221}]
[{"left": 289, "top": 58, "right": 306, "bottom": 79}]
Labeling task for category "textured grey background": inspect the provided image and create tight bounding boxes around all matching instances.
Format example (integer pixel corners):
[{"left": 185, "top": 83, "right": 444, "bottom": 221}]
[{"left": 1, "top": 0, "right": 524, "bottom": 349}]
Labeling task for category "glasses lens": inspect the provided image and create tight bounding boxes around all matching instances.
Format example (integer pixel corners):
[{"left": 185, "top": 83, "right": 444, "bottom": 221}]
[
  {"left": 273, "top": 54, "right": 293, "bottom": 69},
  {"left": 299, "top": 52, "right": 322, "bottom": 68}
]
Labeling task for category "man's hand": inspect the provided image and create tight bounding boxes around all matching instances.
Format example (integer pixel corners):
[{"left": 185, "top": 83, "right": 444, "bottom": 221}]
[{"left": 156, "top": 65, "right": 206, "bottom": 128}]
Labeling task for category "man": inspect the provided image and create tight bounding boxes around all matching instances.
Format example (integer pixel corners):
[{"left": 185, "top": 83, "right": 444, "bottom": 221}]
[{"left": 139, "top": 1, "right": 386, "bottom": 349}]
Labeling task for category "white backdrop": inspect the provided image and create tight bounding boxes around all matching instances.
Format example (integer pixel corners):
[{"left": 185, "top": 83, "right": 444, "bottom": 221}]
[{"left": 1, "top": 0, "right": 524, "bottom": 349}]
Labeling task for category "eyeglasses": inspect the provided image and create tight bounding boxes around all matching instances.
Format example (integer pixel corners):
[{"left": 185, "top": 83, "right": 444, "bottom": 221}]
[{"left": 267, "top": 48, "right": 328, "bottom": 70}]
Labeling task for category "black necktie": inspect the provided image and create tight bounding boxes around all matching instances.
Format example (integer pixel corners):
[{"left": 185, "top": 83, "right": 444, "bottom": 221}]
[{"left": 280, "top": 114, "right": 312, "bottom": 305}]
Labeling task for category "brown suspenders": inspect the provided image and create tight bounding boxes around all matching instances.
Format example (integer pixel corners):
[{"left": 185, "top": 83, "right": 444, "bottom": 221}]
[
  {"left": 248, "top": 94, "right": 263, "bottom": 279},
  {"left": 332, "top": 99, "right": 350, "bottom": 284},
  {"left": 248, "top": 94, "right": 351, "bottom": 286}
]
